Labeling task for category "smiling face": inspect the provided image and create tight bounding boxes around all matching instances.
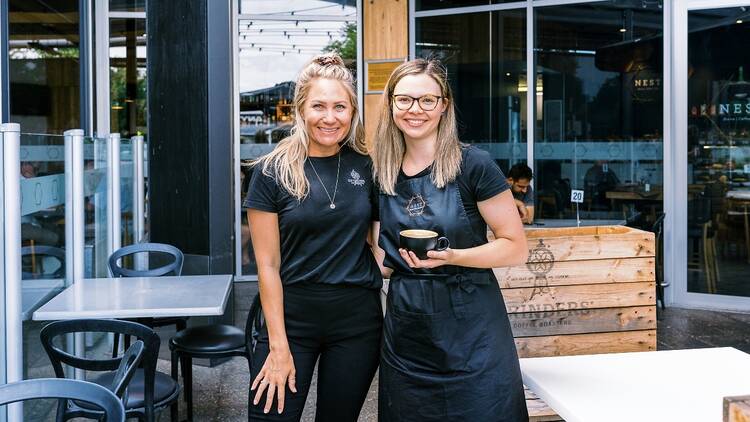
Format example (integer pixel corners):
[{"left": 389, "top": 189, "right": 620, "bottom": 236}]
[
  {"left": 391, "top": 74, "right": 447, "bottom": 144},
  {"left": 302, "top": 77, "right": 353, "bottom": 156}
]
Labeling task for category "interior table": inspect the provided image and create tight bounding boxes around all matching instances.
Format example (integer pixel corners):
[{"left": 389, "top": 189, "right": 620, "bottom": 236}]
[
  {"left": 32, "top": 274, "right": 233, "bottom": 320},
  {"left": 520, "top": 347, "right": 750, "bottom": 422},
  {"left": 527, "top": 219, "right": 626, "bottom": 228}
]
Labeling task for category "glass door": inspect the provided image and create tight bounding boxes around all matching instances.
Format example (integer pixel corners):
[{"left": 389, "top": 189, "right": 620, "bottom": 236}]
[{"left": 673, "top": 0, "right": 750, "bottom": 310}]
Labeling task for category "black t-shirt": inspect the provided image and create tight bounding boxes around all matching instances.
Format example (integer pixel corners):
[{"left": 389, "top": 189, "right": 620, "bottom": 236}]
[
  {"left": 244, "top": 145, "right": 381, "bottom": 289},
  {"left": 395, "top": 146, "right": 509, "bottom": 240}
]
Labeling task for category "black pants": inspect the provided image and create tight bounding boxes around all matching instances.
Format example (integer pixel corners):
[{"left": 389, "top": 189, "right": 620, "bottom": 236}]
[{"left": 249, "top": 282, "right": 382, "bottom": 422}]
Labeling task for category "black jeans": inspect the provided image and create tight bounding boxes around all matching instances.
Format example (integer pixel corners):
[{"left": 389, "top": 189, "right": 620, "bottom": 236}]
[{"left": 249, "top": 282, "right": 382, "bottom": 422}]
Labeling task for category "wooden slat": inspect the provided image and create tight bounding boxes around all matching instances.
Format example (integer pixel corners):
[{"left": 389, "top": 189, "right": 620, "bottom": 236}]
[
  {"left": 496, "top": 257, "right": 655, "bottom": 288},
  {"left": 363, "top": 0, "right": 407, "bottom": 60},
  {"left": 725, "top": 396, "right": 750, "bottom": 422},
  {"left": 527, "top": 398, "right": 564, "bottom": 422},
  {"left": 525, "top": 225, "right": 632, "bottom": 238},
  {"left": 514, "top": 330, "right": 657, "bottom": 358},
  {"left": 503, "top": 282, "right": 655, "bottom": 313},
  {"left": 490, "top": 226, "right": 655, "bottom": 261},
  {"left": 526, "top": 232, "right": 654, "bottom": 261},
  {"left": 509, "top": 305, "right": 656, "bottom": 337}
]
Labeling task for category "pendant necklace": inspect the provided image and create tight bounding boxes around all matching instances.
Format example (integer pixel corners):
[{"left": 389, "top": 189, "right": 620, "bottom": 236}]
[{"left": 307, "top": 150, "right": 340, "bottom": 209}]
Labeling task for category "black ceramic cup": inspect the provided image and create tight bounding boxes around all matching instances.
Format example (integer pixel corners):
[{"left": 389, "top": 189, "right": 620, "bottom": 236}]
[{"left": 399, "top": 229, "right": 450, "bottom": 260}]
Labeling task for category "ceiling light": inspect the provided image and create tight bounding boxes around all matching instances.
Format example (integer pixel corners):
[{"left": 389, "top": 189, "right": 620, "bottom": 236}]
[{"left": 619, "top": 28, "right": 627, "bottom": 33}]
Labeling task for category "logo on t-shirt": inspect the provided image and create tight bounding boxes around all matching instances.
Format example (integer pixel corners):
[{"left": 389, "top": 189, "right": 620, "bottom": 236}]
[
  {"left": 406, "top": 194, "right": 426, "bottom": 216},
  {"left": 347, "top": 169, "right": 365, "bottom": 186}
]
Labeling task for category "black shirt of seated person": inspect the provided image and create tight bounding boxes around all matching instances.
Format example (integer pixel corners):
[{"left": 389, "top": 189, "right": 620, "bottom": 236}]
[
  {"left": 396, "top": 146, "right": 510, "bottom": 244},
  {"left": 244, "top": 145, "right": 381, "bottom": 289}
]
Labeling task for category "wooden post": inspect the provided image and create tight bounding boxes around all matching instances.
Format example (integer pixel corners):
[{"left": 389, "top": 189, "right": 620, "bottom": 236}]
[{"left": 362, "top": 0, "right": 408, "bottom": 147}]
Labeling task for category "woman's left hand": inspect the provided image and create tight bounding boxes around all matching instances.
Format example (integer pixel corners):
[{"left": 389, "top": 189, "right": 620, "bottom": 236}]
[{"left": 399, "top": 248, "right": 455, "bottom": 269}]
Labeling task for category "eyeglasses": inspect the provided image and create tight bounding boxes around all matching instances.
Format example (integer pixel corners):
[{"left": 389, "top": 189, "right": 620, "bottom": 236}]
[{"left": 391, "top": 94, "right": 444, "bottom": 111}]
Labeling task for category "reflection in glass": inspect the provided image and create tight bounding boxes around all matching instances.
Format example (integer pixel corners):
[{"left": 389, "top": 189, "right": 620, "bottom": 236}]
[
  {"left": 416, "top": 0, "right": 520, "bottom": 11},
  {"left": 110, "top": 18, "right": 147, "bottom": 138},
  {"left": 84, "top": 136, "right": 112, "bottom": 279},
  {"left": 534, "top": 1, "right": 663, "bottom": 223},
  {"left": 238, "top": 0, "right": 358, "bottom": 277},
  {"left": 110, "top": 0, "right": 145, "bottom": 13},
  {"left": 8, "top": 0, "right": 81, "bottom": 134},
  {"left": 416, "top": 9, "right": 527, "bottom": 171},
  {"left": 687, "top": 7, "right": 750, "bottom": 298},
  {"left": 19, "top": 133, "right": 67, "bottom": 419}
]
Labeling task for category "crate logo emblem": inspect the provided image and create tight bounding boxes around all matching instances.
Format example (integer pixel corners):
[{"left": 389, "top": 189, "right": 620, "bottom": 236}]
[
  {"left": 406, "top": 194, "right": 426, "bottom": 216},
  {"left": 526, "top": 239, "right": 554, "bottom": 300}
]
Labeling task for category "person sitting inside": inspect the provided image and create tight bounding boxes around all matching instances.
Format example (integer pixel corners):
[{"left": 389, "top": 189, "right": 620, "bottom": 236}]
[{"left": 507, "top": 163, "right": 534, "bottom": 224}]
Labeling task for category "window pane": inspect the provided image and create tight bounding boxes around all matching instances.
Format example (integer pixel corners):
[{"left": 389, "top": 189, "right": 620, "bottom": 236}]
[
  {"left": 238, "top": 0, "right": 358, "bottom": 277},
  {"left": 9, "top": 0, "right": 80, "bottom": 134},
  {"left": 416, "top": 0, "right": 520, "bottom": 11},
  {"left": 687, "top": 7, "right": 750, "bottom": 297},
  {"left": 110, "top": 17, "right": 147, "bottom": 137},
  {"left": 110, "top": 0, "right": 145, "bottom": 13},
  {"left": 416, "top": 9, "right": 527, "bottom": 171},
  {"left": 534, "top": 1, "right": 663, "bottom": 224}
]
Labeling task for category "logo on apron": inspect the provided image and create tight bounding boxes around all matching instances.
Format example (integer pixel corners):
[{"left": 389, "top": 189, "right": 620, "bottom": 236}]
[
  {"left": 406, "top": 194, "right": 426, "bottom": 216},
  {"left": 347, "top": 169, "right": 365, "bottom": 186}
]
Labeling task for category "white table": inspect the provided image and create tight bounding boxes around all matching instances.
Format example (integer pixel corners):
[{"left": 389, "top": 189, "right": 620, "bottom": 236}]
[
  {"left": 520, "top": 348, "right": 750, "bottom": 422},
  {"left": 32, "top": 274, "right": 233, "bottom": 320}
]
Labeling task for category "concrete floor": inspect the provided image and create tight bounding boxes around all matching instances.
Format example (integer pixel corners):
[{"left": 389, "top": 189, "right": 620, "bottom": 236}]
[{"left": 152, "top": 305, "right": 750, "bottom": 421}]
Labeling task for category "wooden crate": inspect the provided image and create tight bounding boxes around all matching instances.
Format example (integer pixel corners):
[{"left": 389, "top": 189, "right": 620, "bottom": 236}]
[
  {"left": 725, "top": 396, "right": 750, "bottom": 422},
  {"left": 494, "top": 225, "right": 657, "bottom": 421}
]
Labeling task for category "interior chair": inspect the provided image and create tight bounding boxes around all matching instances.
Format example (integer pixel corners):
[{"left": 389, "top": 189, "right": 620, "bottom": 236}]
[
  {"left": 687, "top": 195, "right": 719, "bottom": 293},
  {"left": 652, "top": 213, "right": 669, "bottom": 311},
  {"left": 21, "top": 245, "right": 65, "bottom": 279},
  {"left": 108, "top": 242, "right": 188, "bottom": 357},
  {"left": 40, "top": 319, "right": 180, "bottom": 422},
  {"left": 168, "top": 293, "right": 263, "bottom": 421},
  {"left": 0, "top": 379, "right": 125, "bottom": 422}
]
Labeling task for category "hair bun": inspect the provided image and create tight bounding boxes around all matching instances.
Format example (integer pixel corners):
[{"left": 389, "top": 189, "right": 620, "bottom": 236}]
[{"left": 312, "top": 53, "right": 344, "bottom": 67}]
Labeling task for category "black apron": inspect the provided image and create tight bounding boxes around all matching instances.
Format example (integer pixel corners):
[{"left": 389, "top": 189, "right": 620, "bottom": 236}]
[{"left": 378, "top": 171, "right": 528, "bottom": 422}]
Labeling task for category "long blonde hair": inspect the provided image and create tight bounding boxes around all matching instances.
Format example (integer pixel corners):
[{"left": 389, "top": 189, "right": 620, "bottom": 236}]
[
  {"left": 371, "top": 58, "right": 462, "bottom": 195},
  {"left": 254, "top": 53, "right": 366, "bottom": 201}
]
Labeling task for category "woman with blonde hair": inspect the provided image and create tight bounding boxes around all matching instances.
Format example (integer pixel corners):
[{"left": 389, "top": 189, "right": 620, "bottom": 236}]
[
  {"left": 245, "top": 53, "right": 382, "bottom": 421},
  {"left": 371, "top": 58, "right": 529, "bottom": 421}
]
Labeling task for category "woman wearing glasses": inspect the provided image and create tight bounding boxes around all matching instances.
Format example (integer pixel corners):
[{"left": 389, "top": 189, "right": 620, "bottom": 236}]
[
  {"left": 371, "top": 59, "right": 529, "bottom": 421},
  {"left": 245, "top": 53, "right": 382, "bottom": 421}
]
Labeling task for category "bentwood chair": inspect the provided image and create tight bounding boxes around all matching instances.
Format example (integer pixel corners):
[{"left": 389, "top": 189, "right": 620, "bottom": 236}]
[
  {"left": 108, "top": 242, "right": 188, "bottom": 357},
  {"left": 0, "top": 379, "right": 125, "bottom": 422},
  {"left": 41, "top": 319, "right": 180, "bottom": 422},
  {"left": 169, "top": 293, "right": 263, "bottom": 421}
]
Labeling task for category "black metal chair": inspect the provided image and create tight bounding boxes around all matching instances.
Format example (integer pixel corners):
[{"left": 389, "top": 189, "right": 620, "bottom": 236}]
[
  {"left": 0, "top": 379, "right": 125, "bottom": 422},
  {"left": 108, "top": 242, "right": 188, "bottom": 357},
  {"left": 21, "top": 245, "right": 65, "bottom": 279},
  {"left": 40, "top": 319, "right": 180, "bottom": 422},
  {"left": 169, "top": 293, "right": 263, "bottom": 421}
]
